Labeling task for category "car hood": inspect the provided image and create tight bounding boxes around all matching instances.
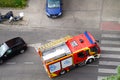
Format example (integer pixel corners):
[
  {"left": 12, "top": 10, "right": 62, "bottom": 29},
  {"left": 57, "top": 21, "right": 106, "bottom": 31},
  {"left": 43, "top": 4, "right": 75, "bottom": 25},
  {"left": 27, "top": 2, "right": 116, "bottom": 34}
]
[{"left": 46, "top": 7, "right": 61, "bottom": 15}]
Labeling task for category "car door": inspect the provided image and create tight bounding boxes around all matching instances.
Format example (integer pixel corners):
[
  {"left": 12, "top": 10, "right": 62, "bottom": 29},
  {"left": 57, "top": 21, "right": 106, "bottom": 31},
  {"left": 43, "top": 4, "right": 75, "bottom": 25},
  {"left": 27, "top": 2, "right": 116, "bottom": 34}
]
[
  {"left": 4, "top": 49, "right": 13, "bottom": 58},
  {"left": 73, "top": 51, "right": 87, "bottom": 65}
]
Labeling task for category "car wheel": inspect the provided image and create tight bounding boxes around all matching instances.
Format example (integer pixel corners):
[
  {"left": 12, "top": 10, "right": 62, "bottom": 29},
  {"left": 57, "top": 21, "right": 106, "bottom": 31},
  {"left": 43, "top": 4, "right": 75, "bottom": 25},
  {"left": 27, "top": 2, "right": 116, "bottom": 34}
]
[
  {"left": 60, "top": 70, "right": 66, "bottom": 75},
  {"left": 0, "top": 59, "right": 3, "bottom": 64},
  {"left": 87, "top": 58, "right": 94, "bottom": 64},
  {"left": 20, "top": 49, "right": 25, "bottom": 54}
]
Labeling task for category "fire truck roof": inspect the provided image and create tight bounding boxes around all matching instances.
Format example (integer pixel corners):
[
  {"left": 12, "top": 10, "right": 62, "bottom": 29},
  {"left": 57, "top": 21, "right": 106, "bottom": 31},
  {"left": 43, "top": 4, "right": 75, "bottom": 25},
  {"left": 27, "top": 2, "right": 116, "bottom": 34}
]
[
  {"left": 42, "top": 43, "right": 71, "bottom": 61},
  {"left": 66, "top": 31, "right": 96, "bottom": 53}
]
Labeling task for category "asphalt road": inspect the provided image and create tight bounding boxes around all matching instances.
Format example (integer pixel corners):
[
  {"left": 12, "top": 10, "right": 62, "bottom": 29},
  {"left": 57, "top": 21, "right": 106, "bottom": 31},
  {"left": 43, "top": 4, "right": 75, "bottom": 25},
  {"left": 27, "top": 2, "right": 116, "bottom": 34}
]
[{"left": 0, "top": 28, "right": 101, "bottom": 80}]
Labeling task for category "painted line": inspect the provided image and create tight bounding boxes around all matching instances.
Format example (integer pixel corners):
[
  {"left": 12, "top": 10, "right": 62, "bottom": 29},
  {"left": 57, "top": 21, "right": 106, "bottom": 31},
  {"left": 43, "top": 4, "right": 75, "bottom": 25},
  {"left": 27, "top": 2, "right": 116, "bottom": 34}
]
[
  {"left": 6, "top": 62, "right": 16, "bottom": 64},
  {"left": 100, "top": 54, "right": 120, "bottom": 59},
  {"left": 24, "top": 62, "right": 34, "bottom": 64},
  {"left": 98, "top": 68, "right": 117, "bottom": 74},
  {"left": 87, "top": 64, "right": 98, "bottom": 67},
  {"left": 28, "top": 43, "right": 42, "bottom": 47},
  {"left": 97, "top": 76, "right": 106, "bottom": 80},
  {"left": 101, "top": 34, "right": 120, "bottom": 38},
  {"left": 99, "top": 61, "right": 120, "bottom": 66},
  {"left": 47, "top": 39, "right": 55, "bottom": 42},
  {"left": 101, "top": 40, "right": 120, "bottom": 45},
  {"left": 101, "top": 47, "right": 120, "bottom": 51},
  {"left": 28, "top": 43, "right": 42, "bottom": 51}
]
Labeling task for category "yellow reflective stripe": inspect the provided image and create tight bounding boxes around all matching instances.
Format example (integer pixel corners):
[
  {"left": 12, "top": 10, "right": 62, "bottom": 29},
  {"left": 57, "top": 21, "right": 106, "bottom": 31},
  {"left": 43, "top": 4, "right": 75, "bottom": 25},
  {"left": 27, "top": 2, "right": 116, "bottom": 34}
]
[{"left": 51, "top": 73, "right": 57, "bottom": 77}]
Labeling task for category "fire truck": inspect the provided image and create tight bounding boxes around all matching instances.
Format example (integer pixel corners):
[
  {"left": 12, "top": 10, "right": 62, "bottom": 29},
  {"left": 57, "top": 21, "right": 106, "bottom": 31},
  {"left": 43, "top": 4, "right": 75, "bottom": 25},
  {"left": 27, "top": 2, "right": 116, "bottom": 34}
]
[{"left": 37, "top": 31, "right": 101, "bottom": 78}]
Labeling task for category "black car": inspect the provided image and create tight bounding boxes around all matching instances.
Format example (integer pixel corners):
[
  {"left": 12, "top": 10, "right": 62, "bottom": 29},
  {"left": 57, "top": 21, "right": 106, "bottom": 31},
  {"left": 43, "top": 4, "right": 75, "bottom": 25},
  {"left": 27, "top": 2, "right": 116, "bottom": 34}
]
[{"left": 0, "top": 37, "right": 27, "bottom": 64}]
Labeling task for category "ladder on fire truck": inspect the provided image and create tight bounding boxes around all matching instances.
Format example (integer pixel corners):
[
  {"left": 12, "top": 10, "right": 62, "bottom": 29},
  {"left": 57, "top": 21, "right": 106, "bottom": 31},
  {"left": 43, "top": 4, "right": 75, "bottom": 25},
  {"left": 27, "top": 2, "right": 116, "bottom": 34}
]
[{"left": 39, "top": 35, "right": 72, "bottom": 51}]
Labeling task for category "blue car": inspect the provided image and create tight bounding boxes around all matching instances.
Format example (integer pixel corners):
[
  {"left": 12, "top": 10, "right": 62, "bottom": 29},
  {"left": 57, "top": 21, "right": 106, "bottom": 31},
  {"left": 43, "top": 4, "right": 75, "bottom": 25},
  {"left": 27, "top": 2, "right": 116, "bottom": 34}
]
[{"left": 46, "top": 0, "right": 62, "bottom": 18}]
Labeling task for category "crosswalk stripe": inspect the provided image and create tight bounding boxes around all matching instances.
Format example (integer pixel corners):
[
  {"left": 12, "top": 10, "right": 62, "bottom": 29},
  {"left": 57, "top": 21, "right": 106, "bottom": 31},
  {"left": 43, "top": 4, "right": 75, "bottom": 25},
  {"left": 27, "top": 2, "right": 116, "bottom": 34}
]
[
  {"left": 101, "top": 54, "right": 120, "bottom": 59},
  {"left": 101, "top": 34, "right": 120, "bottom": 38},
  {"left": 99, "top": 61, "right": 120, "bottom": 66},
  {"left": 101, "top": 40, "right": 120, "bottom": 45},
  {"left": 98, "top": 68, "right": 117, "bottom": 74},
  {"left": 98, "top": 33, "right": 120, "bottom": 80},
  {"left": 97, "top": 76, "right": 106, "bottom": 80},
  {"left": 101, "top": 46, "right": 120, "bottom": 51}
]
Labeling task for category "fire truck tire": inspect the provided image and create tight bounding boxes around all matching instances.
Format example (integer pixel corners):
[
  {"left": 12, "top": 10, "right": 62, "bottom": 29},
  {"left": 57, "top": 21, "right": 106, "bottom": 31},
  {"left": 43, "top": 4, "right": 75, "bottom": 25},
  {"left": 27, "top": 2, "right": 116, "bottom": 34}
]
[
  {"left": 76, "top": 61, "right": 86, "bottom": 67},
  {"left": 60, "top": 70, "right": 66, "bottom": 75},
  {"left": 86, "top": 58, "right": 94, "bottom": 64}
]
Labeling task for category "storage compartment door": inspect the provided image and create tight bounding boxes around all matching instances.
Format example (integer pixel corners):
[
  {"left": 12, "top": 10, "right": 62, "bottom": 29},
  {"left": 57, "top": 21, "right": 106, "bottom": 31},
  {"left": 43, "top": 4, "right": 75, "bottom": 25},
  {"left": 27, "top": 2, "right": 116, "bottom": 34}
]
[
  {"left": 61, "top": 57, "right": 73, "bottom": 68},
  {"left": 49, "top": 62, "right": 61, "bottom": 73}
]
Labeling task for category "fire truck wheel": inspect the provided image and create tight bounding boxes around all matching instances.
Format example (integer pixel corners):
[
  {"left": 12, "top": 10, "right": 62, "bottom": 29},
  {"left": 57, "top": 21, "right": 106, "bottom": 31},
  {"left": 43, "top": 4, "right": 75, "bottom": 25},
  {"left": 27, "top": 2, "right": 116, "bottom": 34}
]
[
  {"left": 76, "top": 62, "right": 86, "bottom": 67},
  {"left": 60, "top": 70, "right": 66, "bottom": 75},
  {"left": 87, "top": 58, "right": 94, "bottom": 64}
]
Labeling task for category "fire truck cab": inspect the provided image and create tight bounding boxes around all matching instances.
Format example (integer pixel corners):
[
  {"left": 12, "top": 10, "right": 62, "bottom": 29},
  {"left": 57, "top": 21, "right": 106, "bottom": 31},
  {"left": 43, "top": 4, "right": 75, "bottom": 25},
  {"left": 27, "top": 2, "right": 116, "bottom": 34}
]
[{"left": 37, "top": 31, "right": 101, "bottom": 78}]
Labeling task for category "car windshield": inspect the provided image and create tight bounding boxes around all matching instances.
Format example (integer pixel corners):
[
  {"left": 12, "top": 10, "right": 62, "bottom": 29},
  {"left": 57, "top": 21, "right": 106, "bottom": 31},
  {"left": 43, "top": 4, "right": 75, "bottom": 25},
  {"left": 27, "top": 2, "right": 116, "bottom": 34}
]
[
  {"left": 0, "top": 43, "right": 9, "bottom": 57},
  {"left": 48, "top": 0, "right": 60, "bottom": 8}
]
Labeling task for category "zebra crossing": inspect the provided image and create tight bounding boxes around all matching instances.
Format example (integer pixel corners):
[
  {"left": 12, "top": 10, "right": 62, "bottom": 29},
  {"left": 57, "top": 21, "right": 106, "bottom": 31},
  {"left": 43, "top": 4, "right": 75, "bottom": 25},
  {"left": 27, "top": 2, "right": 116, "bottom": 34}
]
[{"left": 98, "top": 31, "right": 120, "bottom": 80}]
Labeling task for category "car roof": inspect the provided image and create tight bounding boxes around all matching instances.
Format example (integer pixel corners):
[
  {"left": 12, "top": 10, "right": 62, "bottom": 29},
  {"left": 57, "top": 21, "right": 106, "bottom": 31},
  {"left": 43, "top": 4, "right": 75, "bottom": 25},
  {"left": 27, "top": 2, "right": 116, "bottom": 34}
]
[{"left": 5, "top": 37, "right": 25, "bottom": 48}]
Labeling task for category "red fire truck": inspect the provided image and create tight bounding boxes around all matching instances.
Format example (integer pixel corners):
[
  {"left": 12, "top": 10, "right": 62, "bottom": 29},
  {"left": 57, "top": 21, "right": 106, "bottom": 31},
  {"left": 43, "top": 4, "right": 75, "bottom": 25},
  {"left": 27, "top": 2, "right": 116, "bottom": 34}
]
[{"left": 37, "top": 31, "right": 101, "bottom": 78}]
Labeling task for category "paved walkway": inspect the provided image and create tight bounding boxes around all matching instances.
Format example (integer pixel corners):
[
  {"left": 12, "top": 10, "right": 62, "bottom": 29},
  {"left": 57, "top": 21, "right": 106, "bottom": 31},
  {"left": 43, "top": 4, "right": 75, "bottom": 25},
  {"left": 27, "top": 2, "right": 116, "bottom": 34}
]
[
  {"left": 0, "top": 0, "right": 120, "bottom": 30},
  {"left": 0, "top": 0, "right": 44, "bottom": 28}
]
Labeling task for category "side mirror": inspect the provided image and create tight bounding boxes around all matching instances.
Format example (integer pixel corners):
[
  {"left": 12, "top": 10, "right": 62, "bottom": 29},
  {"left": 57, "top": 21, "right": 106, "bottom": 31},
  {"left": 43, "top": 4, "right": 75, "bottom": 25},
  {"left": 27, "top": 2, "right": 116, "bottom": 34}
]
[
  {"left": 96, "top": 40, "right": 99, "bottom": 43},
  {"left": 7, "top": 49, "right": 12, "bottom": 54}
]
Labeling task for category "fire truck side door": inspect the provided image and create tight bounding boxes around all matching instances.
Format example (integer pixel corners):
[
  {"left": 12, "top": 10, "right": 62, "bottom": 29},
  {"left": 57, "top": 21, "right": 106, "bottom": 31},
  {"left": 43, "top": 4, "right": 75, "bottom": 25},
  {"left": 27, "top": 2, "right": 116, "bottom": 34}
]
[{"left": 74, "top": 51, "right": 87, "bottom": 64}]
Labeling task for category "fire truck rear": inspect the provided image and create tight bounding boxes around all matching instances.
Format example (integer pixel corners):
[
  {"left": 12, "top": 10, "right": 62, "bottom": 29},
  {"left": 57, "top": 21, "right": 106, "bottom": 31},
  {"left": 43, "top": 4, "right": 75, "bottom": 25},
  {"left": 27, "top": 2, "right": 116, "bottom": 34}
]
[{"left": 37, "top": 31, "right": 101, "bottom": 78}]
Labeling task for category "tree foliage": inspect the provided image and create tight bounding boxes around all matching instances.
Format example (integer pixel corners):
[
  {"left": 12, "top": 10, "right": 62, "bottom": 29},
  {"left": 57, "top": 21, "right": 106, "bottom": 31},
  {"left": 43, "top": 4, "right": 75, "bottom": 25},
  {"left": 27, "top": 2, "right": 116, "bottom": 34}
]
[{"left": 0, "top": 0, "right": 28, "bottom": 8}]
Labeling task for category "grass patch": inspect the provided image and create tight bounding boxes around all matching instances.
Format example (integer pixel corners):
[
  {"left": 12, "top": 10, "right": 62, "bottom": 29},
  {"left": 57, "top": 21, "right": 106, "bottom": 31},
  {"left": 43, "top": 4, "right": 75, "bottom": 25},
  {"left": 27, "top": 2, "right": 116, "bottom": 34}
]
[{"left": 0, "top": 0, "right": 28, "bottom": 8}]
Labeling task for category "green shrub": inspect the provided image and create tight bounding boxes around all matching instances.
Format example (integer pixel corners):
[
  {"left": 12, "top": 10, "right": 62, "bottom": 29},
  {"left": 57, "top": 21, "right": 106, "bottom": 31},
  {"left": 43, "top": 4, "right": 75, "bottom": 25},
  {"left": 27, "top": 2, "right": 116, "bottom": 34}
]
[
  {"left": 0, "top": 0, "right": 28, "bottom": 8},
  {"left": 117, "top": 65, "right": 120, "bottom": 75}
]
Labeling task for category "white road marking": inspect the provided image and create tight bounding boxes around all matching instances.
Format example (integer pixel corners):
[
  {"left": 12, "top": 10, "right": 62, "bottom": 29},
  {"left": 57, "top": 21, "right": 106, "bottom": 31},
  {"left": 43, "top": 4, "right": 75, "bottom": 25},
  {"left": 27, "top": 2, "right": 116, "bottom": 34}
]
[
  {"left": 101, "top": 40, "right": 120, "bottom": 45},
  {"left": 28, "top": 43, "right": 42, "bottom": 52},
  {"left": 101, "top": 34, "right": 120, "bottom": 38},
  {"left": 98, "top": 68, "right": 117, "bottom": 74},
  {"left": 98, "top": 33, "right": 119, "bottom": 80},
  {"left": 97, "top": 76, "right": 106, "bottom": 80},
  {"left": 28, "top": 43, "right": 42, "bottom": 48},
  {"left": 101, "top": 46, "right": 120, "bottom": 51},
  {"left": 6, "top": 62, "right": 16, "bottom": 64},
  {"left": 24, "top": 62, "right": 34, "bottom": 64},
  {"left": 99, "top": 61, "right": 120, "bottom": 66},
  {"left": 47, "top": 39, "right": 55, "bottom": 42},
  {"left": 101, "top": 54, "right": 120, "bottom": 59}
]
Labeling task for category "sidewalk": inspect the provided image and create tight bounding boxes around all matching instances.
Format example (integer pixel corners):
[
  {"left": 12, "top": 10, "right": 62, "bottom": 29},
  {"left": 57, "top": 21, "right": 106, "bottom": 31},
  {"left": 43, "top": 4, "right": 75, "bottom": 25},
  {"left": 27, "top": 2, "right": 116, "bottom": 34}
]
[
  {"left": 0, "top": 0, "right": 120, "bottom": 30},
  {"left": 0, "top": 0, "right": 45, "bottom": 28}
]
